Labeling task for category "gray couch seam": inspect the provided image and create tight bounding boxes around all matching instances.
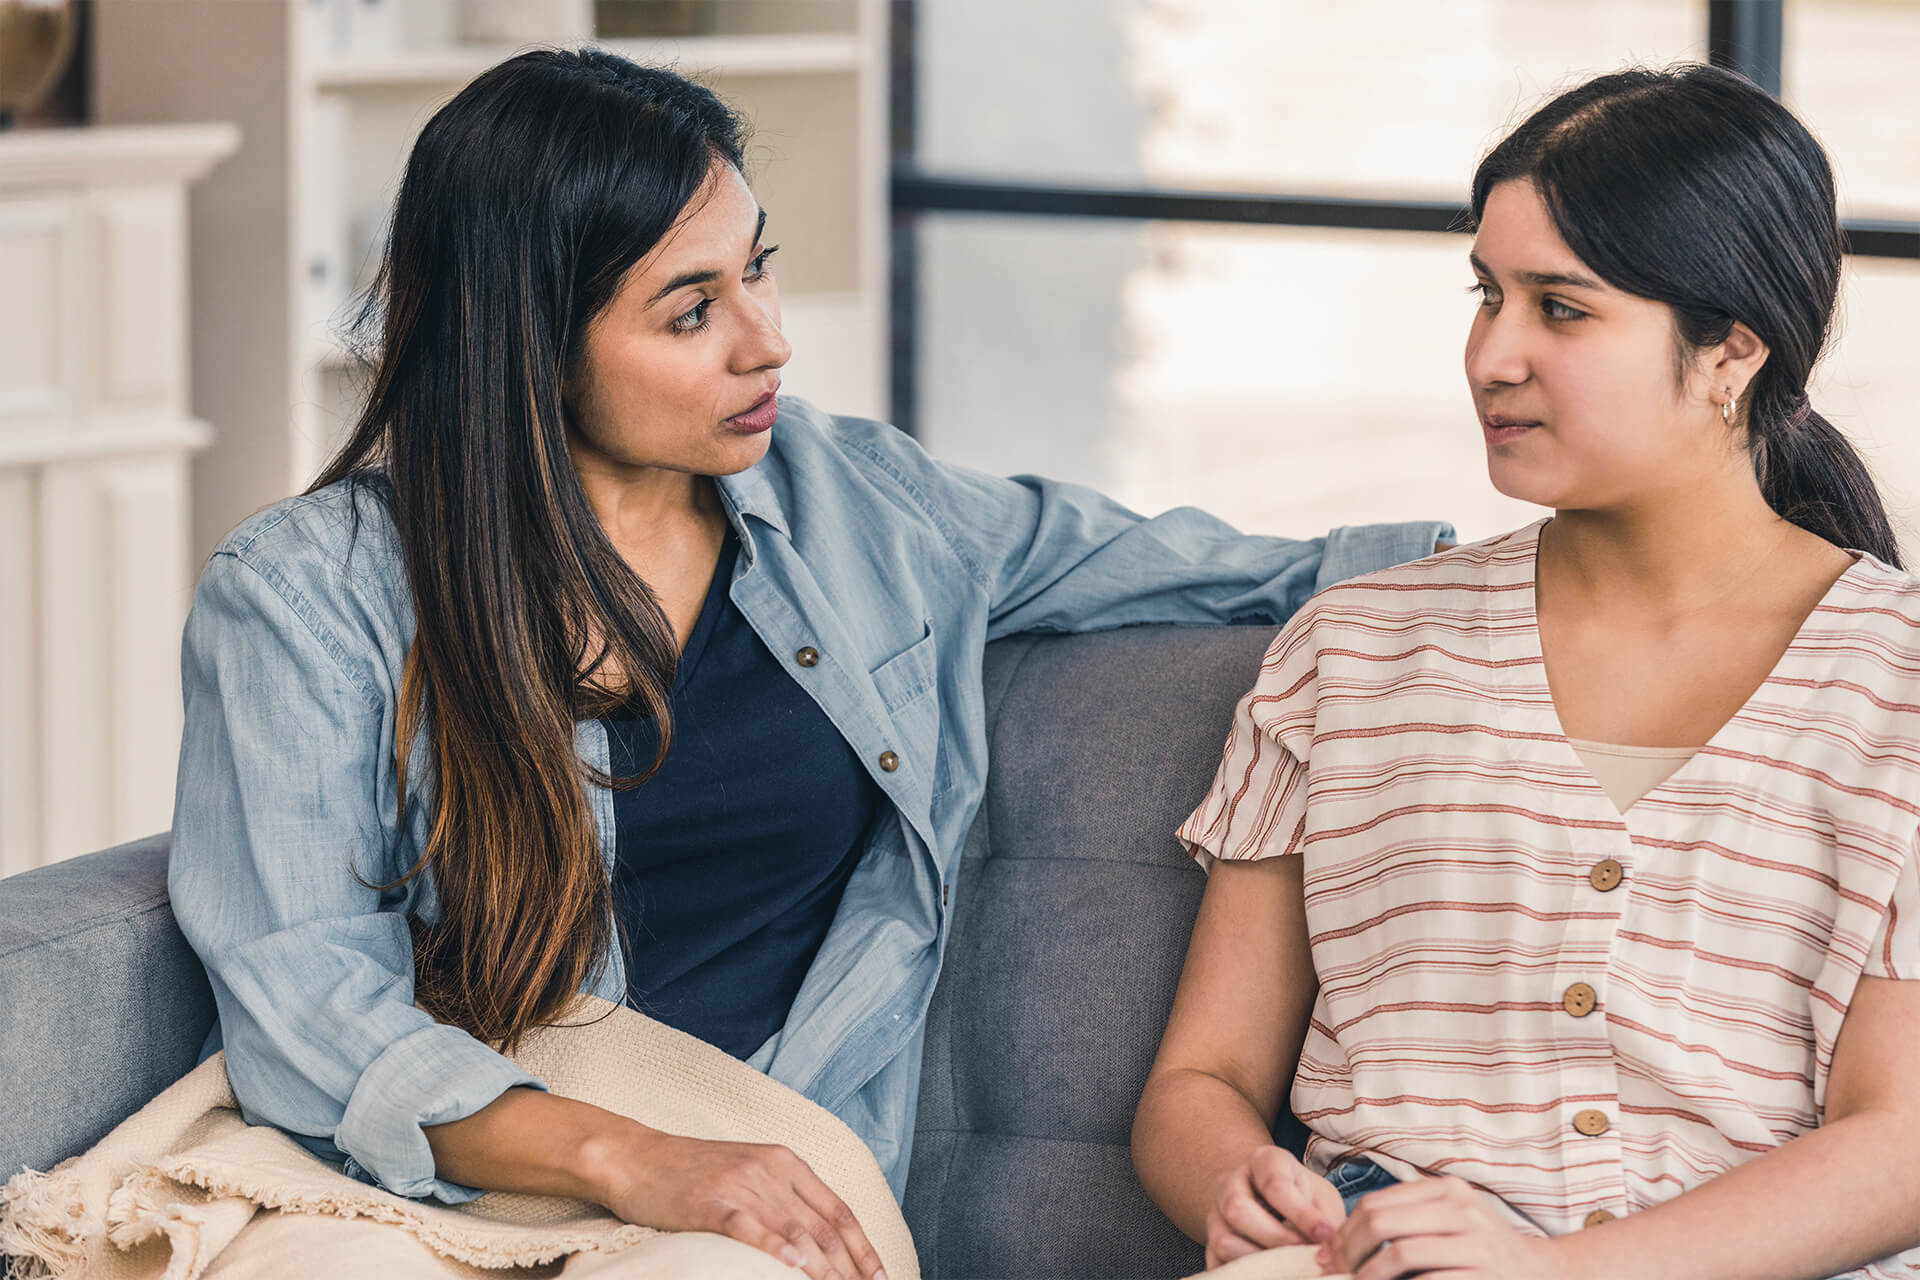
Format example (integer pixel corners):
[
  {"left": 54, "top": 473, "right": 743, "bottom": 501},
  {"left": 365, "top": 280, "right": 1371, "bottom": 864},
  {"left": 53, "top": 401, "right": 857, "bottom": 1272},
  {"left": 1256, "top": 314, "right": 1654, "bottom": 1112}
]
[
  {"left": 909, "top": 1125, "right": 1141, "bottom": 1151},
  {"left": 948, "top": 632, "right": 1048, "bottom": 1146},
  {"left": 984, "top": 635, "right": 1042, "bottom": 743},
  {"left": 0, "top": 896, "right": 176, "bottom": 962},
  {"left": 936, "top": 1127, "right": 962, "bottom": 1272},
  {"left": 971, "top": 851, "right": 1201, "bottom": 868}
]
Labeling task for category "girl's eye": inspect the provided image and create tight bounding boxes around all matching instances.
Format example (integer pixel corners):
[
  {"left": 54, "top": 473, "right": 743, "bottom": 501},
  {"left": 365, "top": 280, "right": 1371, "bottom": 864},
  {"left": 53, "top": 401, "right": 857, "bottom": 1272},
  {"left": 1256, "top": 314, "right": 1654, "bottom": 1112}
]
[
  {"left": 671, "top": 298, "right": 711, "bottom": 334},
  {"left": 748, "top": 243, "right": 781, "bottom": 280},
  {"left": 1467, "top": 281, "right": 1498, "bottom": 307},
  {"left": 1543, "top": 296, "right": 1586, "bottom": 322}
]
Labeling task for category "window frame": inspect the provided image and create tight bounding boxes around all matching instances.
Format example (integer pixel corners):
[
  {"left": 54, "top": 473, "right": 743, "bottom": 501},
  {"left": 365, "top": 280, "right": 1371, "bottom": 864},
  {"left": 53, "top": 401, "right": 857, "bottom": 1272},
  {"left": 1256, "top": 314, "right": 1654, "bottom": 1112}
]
[{"left": 885, "top": 0, "right": 1920, "bottom": 432}]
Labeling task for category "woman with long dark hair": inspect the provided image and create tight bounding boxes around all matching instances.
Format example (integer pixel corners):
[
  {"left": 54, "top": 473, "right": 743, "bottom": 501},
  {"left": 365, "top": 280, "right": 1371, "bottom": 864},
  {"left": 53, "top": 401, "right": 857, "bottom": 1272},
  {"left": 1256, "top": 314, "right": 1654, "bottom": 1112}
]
[
  {"left": 166, "top": 49, "right": 1448, "bottom": 1279},
  {"left": 1134, "top": 64, "right": 1920, "bottom": 1280}
]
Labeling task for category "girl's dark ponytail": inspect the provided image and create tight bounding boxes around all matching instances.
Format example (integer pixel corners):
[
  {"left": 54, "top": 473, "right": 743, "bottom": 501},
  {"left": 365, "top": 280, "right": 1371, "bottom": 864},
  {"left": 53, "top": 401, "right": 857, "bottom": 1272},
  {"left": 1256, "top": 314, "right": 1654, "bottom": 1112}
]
[
  {"left": 1472, "top": 64, "right": 1903, "bottom": 570},
  {"left": 1750, "top": 397, "right": 1901, "bottom": 566}
]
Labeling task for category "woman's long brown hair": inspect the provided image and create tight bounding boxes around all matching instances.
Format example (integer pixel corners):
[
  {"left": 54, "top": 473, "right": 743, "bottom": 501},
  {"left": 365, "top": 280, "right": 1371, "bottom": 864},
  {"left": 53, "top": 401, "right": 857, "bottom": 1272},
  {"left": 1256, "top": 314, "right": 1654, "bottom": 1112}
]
[{"left": 309, "top": 51, "right": 750, "bottom": 1051}]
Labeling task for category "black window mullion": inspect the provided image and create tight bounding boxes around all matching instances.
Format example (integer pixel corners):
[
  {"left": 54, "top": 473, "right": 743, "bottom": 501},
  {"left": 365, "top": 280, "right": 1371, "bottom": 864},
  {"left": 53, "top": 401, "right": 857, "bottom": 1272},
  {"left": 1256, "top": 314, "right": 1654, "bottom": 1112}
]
[
  {"left": 891, "top": 170, "right": 1920, "bottom": 258},
  {"left": 887, "top": 0, "right": 1918, "bottom": 438},
  {"left": 891, "top": 173, "right": 1468, "bottom": 234},
  {"left": 887, "top": 0, "right": 919, "bottom": 433},
  {"left": 1709, "top": 0, "right": 1785, "bottom": 96}
]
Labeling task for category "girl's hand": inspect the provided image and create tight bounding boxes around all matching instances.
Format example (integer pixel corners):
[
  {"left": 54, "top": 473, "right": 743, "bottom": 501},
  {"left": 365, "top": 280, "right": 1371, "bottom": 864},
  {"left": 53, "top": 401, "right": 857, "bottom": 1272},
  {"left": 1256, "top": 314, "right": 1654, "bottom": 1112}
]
[
  {"left": 1320, "top": 1175, "right": 1558, "bottom": 1280},
  {"left": 590, "top": 1129, "right": 887, "bottom": 1280},
  {"left": 1205, "top": 1145, "right": 1347, "bottom": 1269}
]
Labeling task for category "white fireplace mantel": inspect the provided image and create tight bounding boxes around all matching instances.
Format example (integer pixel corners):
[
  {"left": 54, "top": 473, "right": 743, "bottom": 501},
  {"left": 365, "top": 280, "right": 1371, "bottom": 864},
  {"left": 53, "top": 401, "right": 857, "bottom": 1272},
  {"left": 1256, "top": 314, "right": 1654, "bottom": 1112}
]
[
  {"left": 1, "top": 122, "right": 238, "bottom": 877},
  {"left": 0, "top": 124, "right": 237, "bottom": 191}
]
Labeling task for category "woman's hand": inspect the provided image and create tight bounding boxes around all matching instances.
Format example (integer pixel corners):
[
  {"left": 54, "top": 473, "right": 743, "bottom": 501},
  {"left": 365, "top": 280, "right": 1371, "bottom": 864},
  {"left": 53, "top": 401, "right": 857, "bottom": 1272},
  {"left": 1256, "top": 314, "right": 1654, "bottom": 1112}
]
[
  {"left": 588, "top": 1128, "right": 887, "bottom": 1280},
  {"left": 1320, "top": 1175, "right": 1557, "bottom": 1280},
  {"left": 1205, "top": 1145, "right": 1347, "bottom": 1269}
]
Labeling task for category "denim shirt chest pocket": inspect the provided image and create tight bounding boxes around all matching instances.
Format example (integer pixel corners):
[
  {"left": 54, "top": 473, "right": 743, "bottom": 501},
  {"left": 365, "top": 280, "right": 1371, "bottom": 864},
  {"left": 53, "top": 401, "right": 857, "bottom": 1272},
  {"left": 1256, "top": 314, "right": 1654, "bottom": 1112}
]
[{"left": 866, "top": 621, "right": 947, "bottom": 798}]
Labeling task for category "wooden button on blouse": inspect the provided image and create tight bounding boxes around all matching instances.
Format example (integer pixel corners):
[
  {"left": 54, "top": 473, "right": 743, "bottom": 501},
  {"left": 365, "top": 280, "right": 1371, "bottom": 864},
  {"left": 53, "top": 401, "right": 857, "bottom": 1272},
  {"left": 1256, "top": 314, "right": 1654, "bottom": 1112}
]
[
  {"left": 1562, "top": 982, "right": 1597, "bottom": 1017},
  {"left": 1583, "top": 1209, "right": 1616, "bottom": 1228},
  {"left": 795, "top": 647, "right": 820, "bottom": 668},
  {"left": 1589, "top": 859, "right": 1624, "bottom": 891},
  {"left": 1572, "top": 1109, "right": 1611, "bottom": 1137},
  {"left": 878, "top": 750, "right": 899, "bottom": 772}
]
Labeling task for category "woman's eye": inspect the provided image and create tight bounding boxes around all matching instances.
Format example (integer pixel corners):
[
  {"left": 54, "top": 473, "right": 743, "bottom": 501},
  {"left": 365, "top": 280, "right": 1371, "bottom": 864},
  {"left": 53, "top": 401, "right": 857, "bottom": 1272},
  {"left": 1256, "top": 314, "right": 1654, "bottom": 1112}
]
[
  {"left": 748, "top": 243, "right": 781, "bottom": 280},
  {"left": 671, "top": 298, "right": 711, "bottom": 334},
  {"left": 1543, "top": 297, "right": 1586, "bottom": 321},
  {"left": 1467, "top": 281, "right": 1498, "bottom": 307}
]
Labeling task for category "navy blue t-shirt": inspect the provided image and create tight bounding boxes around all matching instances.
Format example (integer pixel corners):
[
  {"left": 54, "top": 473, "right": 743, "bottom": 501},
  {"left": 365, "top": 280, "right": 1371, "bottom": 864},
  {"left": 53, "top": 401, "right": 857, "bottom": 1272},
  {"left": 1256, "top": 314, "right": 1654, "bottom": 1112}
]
[{"left": 603, "top": 530, "right": 884, "bottom": 1060}]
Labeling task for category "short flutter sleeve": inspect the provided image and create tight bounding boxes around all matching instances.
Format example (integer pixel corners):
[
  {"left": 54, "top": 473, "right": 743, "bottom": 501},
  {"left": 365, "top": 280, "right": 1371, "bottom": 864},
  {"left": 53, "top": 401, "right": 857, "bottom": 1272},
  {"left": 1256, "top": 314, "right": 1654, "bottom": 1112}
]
[
  {"left": 1176, "top": 605, "right": 1321, "bottom": 870},
  {"left": 1861, "top": 829, "right": 1920, "bottom": 981}
]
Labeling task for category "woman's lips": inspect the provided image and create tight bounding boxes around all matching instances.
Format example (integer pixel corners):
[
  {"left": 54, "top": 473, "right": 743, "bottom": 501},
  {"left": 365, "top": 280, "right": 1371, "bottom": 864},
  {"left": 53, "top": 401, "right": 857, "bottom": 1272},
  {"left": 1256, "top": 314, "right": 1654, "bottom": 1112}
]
[
  {"left": 726, "top": 388, "right": 780, "bottom": 434},
  {"left": 1481, "top": 416, "right": 1540, "bottom": 447}
]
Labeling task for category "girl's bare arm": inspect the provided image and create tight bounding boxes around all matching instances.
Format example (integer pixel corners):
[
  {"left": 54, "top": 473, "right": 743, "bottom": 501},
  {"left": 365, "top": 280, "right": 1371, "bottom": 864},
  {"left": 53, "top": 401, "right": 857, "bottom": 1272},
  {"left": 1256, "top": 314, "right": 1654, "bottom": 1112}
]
[{"left": 1133, "top": 856, "right": 1325, "bottom": 1243}]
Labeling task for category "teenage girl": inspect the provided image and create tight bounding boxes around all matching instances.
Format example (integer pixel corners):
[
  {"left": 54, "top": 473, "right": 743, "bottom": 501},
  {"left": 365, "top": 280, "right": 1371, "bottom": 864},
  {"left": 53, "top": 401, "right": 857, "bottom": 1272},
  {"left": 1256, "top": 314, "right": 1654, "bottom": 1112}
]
[{"left": 1134, "top": 64, "right": 1920, "bottom": 1280}]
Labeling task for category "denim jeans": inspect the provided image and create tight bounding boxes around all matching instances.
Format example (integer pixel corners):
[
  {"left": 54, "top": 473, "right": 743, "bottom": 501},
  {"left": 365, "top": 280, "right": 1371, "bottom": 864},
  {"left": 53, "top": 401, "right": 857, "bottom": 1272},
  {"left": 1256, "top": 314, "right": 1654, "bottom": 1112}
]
[
  {"left": 1323, "top": 1160, "right": 1869, "bottom": 1279},
  {"left": 1326, "top": 1157, "right": 1401, "bottom": 1213}
]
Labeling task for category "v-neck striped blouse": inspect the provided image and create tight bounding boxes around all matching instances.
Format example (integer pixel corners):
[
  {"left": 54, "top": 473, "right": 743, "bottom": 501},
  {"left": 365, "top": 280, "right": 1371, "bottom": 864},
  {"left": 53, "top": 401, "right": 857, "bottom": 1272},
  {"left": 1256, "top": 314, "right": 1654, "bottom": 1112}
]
[{"left": 1178, "top": 519, "right": 1920, "bottom": 1266}]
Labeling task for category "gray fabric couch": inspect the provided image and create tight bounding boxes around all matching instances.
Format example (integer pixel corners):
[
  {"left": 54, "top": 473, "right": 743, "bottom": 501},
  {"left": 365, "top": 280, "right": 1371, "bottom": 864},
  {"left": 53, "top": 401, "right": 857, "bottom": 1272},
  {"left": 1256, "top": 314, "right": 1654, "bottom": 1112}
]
[{"left": 2, "top": 625, "right": 1298, "bottom": 1279}]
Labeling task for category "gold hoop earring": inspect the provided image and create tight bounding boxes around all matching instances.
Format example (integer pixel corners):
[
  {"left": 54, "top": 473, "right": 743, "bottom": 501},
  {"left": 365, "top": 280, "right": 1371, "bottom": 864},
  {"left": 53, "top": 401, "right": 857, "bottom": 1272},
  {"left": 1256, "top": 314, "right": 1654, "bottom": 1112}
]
[{"left": 1721, "top": 389, "right": 1736, "bottom": 426}]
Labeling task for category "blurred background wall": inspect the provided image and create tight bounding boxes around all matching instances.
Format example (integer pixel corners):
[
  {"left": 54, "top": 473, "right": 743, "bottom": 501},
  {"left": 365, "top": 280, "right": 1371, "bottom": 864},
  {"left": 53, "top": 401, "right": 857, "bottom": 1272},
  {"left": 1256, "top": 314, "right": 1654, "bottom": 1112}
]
[{"left": 1, "top": 0, "right": 1914, "bottom": 874}]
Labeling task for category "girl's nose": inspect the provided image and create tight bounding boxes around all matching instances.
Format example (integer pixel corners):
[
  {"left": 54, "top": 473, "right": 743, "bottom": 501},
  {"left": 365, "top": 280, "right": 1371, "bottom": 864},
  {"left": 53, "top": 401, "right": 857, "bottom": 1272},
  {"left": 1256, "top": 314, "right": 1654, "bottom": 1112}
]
[{"left": 1465, "top": 307, "right": 1529, "bottom": 390}]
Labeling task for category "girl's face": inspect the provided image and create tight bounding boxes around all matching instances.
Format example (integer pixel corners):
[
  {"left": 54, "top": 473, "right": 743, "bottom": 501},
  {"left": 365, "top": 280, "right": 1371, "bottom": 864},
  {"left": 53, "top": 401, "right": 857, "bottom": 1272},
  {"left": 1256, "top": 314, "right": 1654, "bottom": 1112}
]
[
  {"left": 1464, "top": 178, "right": 1745, "bottom": 512},
  {"left": 565, "top": 159, "right": 792, "bottom": 481}
]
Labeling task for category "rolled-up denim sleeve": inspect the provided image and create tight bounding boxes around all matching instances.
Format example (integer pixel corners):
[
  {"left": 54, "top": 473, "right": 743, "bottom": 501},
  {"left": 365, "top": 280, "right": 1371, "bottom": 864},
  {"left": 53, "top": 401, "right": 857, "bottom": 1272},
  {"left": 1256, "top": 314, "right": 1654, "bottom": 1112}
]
[
  {"left": 836, "top": 417, "right": 1452, "bottom": 638},
  {"left": 1313, "top": 522, "right": 1456, "bottom": 596},
  {"left": 170, "top": 549, "right": 545, "bottom": 1203}
]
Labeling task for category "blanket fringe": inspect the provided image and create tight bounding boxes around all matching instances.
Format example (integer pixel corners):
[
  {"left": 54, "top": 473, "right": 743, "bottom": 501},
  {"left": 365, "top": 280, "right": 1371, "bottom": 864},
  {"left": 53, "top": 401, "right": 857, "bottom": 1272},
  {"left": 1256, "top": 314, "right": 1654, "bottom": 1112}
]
[
  {"left": 2, "top": 1153, "right": 659, "bottom": 1279},
  {"left": 0, "top": 1165, "right": 94, "bottom": 1280},
  {"left": 154, "top": 1160, "right": 659, "bottom": 1270},
  {"left": 105, "top": 1167, "right": 242, "bottom": 1280}
]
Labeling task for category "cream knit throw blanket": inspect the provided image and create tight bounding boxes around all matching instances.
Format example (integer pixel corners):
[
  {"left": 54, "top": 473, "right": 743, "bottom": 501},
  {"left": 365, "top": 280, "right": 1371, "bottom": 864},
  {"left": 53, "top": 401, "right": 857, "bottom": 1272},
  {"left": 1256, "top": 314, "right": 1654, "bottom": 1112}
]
[
  {"left": 1182, "top": 1247, "right": 1349, "bottom": 1279},
  {"left": 0, "top": 997, "right": 918, "bottom": 1280}
]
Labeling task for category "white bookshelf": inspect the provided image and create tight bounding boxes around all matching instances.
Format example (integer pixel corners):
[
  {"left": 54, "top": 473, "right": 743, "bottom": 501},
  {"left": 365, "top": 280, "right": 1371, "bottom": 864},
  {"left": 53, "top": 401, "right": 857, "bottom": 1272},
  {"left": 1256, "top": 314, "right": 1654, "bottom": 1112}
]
[{"left": 94, "top": 0, "right": 889, "bottom": 563}]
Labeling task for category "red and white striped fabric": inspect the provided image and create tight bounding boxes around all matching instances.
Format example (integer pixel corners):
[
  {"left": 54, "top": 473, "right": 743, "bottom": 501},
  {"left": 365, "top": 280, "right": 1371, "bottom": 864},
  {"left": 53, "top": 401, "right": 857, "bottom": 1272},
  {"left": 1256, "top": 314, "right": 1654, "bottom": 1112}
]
[{"left": 1178, "top": 519, "right": 1920, "bottom": 1274}]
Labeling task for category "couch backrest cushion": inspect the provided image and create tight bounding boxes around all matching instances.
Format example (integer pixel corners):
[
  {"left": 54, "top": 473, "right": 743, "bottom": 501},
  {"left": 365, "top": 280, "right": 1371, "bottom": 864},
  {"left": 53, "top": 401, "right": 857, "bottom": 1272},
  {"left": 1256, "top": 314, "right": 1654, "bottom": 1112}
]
[
  {"left": 0, "top": 834, "right": 216, "bottom": 1180},
  {"left": 905, "top": 624, "right": 1294, "bottom": 1280}
]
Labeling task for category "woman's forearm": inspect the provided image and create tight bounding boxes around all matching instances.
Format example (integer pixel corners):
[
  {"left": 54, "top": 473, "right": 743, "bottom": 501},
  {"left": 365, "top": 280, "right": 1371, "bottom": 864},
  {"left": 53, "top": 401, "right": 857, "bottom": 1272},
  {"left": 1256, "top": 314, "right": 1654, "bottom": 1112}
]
[
  {"left": 424, "top": 1085, "right": 651, "bottom": 1204},
  {"left": 1133, "top": 1066, "right": 1288, "bottom": 1243},
  {"left": 1550, "top": 1109, "right": 1920, "bottom": 1280},
  {"left": 427, "top": 1086, "right": 887, "bottom": 1279}
]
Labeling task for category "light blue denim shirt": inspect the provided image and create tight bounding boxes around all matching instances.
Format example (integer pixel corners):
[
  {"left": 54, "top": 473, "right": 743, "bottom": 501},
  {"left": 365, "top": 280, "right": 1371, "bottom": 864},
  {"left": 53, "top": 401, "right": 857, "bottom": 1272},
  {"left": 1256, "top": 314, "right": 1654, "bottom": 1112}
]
[{"left": 168, "top": 397, "right": 1450, "bottom": 1204}]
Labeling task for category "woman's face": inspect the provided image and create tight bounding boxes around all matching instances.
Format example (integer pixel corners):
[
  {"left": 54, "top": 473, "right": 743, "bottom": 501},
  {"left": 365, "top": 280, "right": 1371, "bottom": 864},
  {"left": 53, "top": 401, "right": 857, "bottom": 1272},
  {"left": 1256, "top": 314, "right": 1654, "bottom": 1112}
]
[
  {"left": 565, "top": 159, "right": 792, "bottom": 481},
  {"left": 1464, "top": 178, "right": 1740, "bottom": 512}
]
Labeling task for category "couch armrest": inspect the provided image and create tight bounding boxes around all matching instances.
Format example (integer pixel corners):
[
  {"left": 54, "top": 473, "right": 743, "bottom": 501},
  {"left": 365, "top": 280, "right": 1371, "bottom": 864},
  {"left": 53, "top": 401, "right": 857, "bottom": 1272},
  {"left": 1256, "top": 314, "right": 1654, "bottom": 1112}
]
[{"left": 0, "top": 835, "right": 215, "bottom": 1179}]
